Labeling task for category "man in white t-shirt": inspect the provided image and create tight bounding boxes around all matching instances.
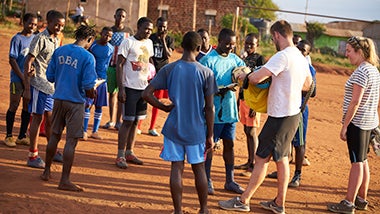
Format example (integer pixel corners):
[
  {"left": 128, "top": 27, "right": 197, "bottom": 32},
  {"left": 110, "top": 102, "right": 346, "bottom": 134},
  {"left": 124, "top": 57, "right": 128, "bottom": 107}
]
[
  {"left": 219, "top": 20, "right": 312, "bottom": 213},
  {"left": 114, "top": 17, "right": 154, "bottom": 169}
]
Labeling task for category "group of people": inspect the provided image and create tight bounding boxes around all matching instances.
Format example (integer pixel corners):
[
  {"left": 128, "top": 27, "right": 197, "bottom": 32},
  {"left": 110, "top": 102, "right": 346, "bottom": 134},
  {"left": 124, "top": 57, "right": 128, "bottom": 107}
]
[{"left": 4, "top": 7, "right": 380, "bottom": 214}]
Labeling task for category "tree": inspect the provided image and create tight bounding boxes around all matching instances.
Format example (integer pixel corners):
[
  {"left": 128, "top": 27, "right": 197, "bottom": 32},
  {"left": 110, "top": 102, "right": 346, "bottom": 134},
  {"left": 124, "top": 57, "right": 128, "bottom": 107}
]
[
  {"left": 244, "top": 0, "right": 279, "bottom": 21},
  {"left": 221, "top": 13, "right": 258, "bottom": 35},
  {"left": 306, "top": 21, "right": 326, "bottom": 49}
]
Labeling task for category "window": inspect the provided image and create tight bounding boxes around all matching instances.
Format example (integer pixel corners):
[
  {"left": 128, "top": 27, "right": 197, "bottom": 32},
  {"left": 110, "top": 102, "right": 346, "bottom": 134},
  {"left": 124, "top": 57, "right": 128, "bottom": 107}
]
[
  {"left": 205, "top": 9, "right": 217, "bottom": 26},
  {"left": 158, "top": 5, "right": 169, "bottom": 19}
]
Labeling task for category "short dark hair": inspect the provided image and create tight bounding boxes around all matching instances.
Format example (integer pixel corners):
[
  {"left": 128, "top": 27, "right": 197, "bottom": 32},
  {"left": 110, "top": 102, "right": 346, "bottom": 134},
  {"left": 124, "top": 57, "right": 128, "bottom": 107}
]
[
  {"left": 74, "top": 25, "right": 96, "bottom": 41},
  {"left": 115, "top": 8, "right": 127, "bottom": 15},
  {"left": 23, "top": 13, "right": 37, "bottom": 23},
  {"left": 101, "top": 26, "right": 113, "bottom": 33},
  {"left": 246, "top": 33, "right": 258, "bottom": 40},
  {"left": 197, "top": 28, "right": 209, "bottom": 34},
  {"left": 157, "top": 16, "right": 167, "bottom": 24},
  {"left": 46, "top": 10, "right": 64, "bottom": 22},
  {"left": 270, "top": 20, "right": 293, "bottom": 38},
  {"left": 218, "top": 28, "right": 235, "bottom": 41},
  {"left": 181, "top": 31, "right": 202, "bottom": 51},
  {"left": 137, "top": 17, "right": 153, "bottom": 28}
]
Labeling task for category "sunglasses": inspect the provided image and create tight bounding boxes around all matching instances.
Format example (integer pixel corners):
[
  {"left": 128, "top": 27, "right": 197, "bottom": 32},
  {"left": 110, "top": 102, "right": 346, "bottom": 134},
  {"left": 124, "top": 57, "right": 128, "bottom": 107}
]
[{"left": 348, "top": 36, "right": 363, "bottom": 49}]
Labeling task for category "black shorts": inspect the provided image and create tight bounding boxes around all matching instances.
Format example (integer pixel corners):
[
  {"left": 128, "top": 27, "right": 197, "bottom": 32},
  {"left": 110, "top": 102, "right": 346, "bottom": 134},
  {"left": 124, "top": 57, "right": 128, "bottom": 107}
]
[
  {"left": 51, "top": 100, "right": 84, "bottom": 139},
  {"left": 346, "top": 123, "right": 371, "bottom": 163},
  {"left": 256, "top": 113, "right": 300, "bottom": 161},
  {"left": 122, "top": 87, "right": 147, "bottom": 121}
]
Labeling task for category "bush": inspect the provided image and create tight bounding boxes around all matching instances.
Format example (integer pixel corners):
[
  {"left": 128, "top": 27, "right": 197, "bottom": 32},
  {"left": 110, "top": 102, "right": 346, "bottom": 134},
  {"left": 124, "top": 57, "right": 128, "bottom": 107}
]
[{"left": 318, "top": 46, "right": 338, "bottom": 57}]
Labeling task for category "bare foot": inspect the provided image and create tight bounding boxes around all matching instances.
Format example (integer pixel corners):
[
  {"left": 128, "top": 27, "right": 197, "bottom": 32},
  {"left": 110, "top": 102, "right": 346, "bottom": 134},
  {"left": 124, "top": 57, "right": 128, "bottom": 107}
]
[
  {"left": 58, "top": 182, "right": 84, "bottom": 192},
  {"left": 40, "top": 171, "right": 51, "bottom": 181}
]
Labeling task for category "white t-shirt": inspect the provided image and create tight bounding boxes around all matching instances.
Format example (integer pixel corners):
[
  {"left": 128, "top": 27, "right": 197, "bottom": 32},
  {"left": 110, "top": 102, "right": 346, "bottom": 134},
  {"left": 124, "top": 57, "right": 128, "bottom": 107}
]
[
  {"left": 263, "top": 46, "right": 311, "bottom": 117},
  {"left": 118, "top": 36, "right": 154, "bottom": 90},
  {"left": 74, "top": 6, "right": 84, "bottom": 16}
]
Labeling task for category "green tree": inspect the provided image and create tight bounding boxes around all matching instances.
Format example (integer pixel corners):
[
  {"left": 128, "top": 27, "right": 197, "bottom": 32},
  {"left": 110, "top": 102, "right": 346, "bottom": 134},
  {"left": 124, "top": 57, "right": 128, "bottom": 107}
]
[
  {"left": 306, "top": 22, "right": 326, "bottom": 49},
  {"left": 244, "top": 0, "right": 279, "bottom": 20},
  {"left": 221, "top": 13, "right": 258, "bottom": 35}
]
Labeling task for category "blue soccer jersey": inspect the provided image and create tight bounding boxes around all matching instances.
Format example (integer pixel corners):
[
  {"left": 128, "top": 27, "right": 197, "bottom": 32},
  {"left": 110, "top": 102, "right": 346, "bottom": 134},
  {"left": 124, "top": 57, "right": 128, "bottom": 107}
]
[
  {"left": 9, "top": 33, "right": 35, "bottom": 82},
  {"left": 46, "top": 44, "right": 97, "bottom": 103},
  {"left": 89, "top": 41, "right": 114, "bottom": 79}
]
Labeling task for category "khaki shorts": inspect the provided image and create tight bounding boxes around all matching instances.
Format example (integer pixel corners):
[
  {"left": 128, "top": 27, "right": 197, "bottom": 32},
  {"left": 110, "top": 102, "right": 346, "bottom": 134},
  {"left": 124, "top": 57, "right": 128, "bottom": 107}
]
[
  {"left": 106, "top": 67, "right": 118, "bottom": 94},
  {"left": 51, "top": 100, "right": 84, "bottom": 139},
  {"left": 10, "top": 82, "right": 24, "bottom": 95}
]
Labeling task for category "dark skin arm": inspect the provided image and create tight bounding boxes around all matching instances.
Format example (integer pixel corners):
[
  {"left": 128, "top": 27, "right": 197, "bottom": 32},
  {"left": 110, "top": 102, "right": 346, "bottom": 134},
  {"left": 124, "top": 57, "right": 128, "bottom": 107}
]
[
  {"left": 204, "top": 94, "right": 215, "bottom": 153},
  {"left": 9, "top": 57, "right": 24, "bottom": 82},
  {"left": 160, "top": 32, "right": 173, "bottom": 58},
  {"left": 116, "top": 54, "right": 127, "bottom": 102},
  {"left": 23, "top": 54, "right": 36, "bottom": 101},
  {"left": 142, "top": 84, "right": 174, "bottom": 112}
]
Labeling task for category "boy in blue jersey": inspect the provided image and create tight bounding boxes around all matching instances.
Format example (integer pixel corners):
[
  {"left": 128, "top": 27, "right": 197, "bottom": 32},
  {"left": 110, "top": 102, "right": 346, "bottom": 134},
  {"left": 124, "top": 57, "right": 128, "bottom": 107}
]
[
  {"left": 4, "top": 13, "right": 37, "bottom": 147},
  {"left": 40, "top": 25, "right": 97, "bottom": 192},
  {"left": 23, "top": 10, "right": 65, "bottom": 168},
  {"left": 142, "top": 31, "right": 218, "bottom": 214},
  {"left": 199, "top": 28, "right": 246, "bottom": 195},
  {"left": 102, "top": 8, "right": 134, "bottom": 130},
  {"left": 82, "top": 27, "right": 114, "bottom": 140}
]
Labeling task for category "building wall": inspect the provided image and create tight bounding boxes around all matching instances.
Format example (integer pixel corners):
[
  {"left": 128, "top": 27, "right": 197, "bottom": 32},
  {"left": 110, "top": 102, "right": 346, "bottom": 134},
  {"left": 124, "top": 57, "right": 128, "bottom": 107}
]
[
  {"left": 26, "top": 0, "right": 147, "bottom": 31},
  {"left": 147, "top": 0, "right": 243, "bottom": 36}
]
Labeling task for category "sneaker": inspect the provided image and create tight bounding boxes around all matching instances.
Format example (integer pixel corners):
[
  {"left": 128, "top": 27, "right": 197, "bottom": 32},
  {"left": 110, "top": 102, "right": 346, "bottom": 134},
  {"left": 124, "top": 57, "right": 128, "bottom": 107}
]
[
  {"left": 355, "top": 196, "right": 368, "bottom": 210},
  {"left": 267, "top": 171, "right": 278, "bottom": 179},
  {"left": 102, "top": 121, "right": 115, "bottom": 129},
  {"left": 16, "top": 137, "right": 30, "bottom": 145},
  {"left": 224, "top": 181, "right": 244, "bottom": 194},
  {"left": 80, "top": 132, "right": 88, "bottom": 141},
  {"left": 208, "top": 179, "right": 215, "bottom": 195},
  {"left": 90, "top": 132, "right": 103, "bottom": 140},
  {"left": 148, "top": 129, "right": 160, "bottom": 136},
  {"left": 219, "top": 196, "right": 250, "bottom": 212},
  {"left": 288, "top": 173, "right": 301, "bottom": 188},
  {"left": 114, "top": 122, "right": 122, "bottom": 130},
  {"left": 53, "top": 151, "right": 63, "bottom": 162},
  {"left": 303, "top": 157, "right": 311, "bottom": 166},
  {"left": 327, "top": 200, "right": 355, "bottom": 214},
  {"left": 115, "top": 157, "right": 128, "bottom": 169},
  {"left": 136, "top": 129, "right": 142, "bottom": 135},
  {"left": 27, "top": 156, "right": 45, "bottom": 169},
  {"left": 4, "top": 136, "right": 16, "bottom": 147},
  {"left": 213, "top": 140, "right": 221, "bottom": 151},
  {"left": 125, "top": 153, "right": 144, "bottom": 165},
  {"left": 234, "top": 162, "right": 250, "bottom": 170},
  {"left": 260, "top": 198, "right": 285, "bottom": 214}
]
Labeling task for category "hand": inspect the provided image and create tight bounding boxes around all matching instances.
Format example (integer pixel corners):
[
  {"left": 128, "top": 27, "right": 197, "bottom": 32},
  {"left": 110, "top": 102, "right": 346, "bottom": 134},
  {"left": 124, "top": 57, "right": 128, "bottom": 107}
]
[
  {"left": 237, "top": 72, "right": 248, "bottom": 81},
  {"left": 162, "top": 103, "right": 175, "bottom": 113},
  {"left": 23, "top": 89, "right": 31, "bottom": 103},
  {"left": 118, "top": 90, "right": 126, "bottom": 103},
  {"left": 27, "top": 65, "right": 36, "bottom": 77},
  {"left": 249, "top": 109, "right": 256, "bottom": 118},
  {"left": 340, "top": 126, "right": 347, "bottom": 141},
  {"left": 205, "top": 137, "right": 214, "bottom": 154},
  {"left": 85, "top": 88, "right": 96, "bottom": 99}
]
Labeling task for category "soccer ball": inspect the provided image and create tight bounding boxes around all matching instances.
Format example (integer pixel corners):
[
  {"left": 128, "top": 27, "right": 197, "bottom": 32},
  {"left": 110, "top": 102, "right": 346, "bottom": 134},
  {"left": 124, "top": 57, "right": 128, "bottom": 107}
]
[{"left": 232, "top": 66, "right": 251, "bottom": 85}]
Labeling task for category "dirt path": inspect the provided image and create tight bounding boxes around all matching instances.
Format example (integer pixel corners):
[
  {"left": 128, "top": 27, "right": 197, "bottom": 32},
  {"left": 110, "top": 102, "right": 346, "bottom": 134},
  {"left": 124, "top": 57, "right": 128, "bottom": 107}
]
[{"left": 0, "top": 26, "right": 379, "bottom": 214}]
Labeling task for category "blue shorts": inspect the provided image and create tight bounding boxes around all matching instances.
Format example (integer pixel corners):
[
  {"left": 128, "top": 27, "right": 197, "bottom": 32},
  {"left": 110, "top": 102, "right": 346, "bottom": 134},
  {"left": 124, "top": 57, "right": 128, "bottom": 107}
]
[
  {"left": 213, "top": 123, "right": 236, "bottom": 142},
  {"left": 94, "top": 81, "right": 108, "bottom": 107},
  {"left": 86, "top": 81, "right": 108, "bottom": 108},
  {"left": 29, "top": 86, "right": 54, "bottom": 114},
  {"left": 160, "top": 137, "right": 206, "bottom": 164}
]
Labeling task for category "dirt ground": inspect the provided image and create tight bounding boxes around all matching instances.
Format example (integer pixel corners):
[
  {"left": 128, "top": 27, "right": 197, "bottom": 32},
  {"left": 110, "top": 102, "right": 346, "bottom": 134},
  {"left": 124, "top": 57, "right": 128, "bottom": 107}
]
[{"left": 0, "top": 25, "right": 379, "bottom": 214}]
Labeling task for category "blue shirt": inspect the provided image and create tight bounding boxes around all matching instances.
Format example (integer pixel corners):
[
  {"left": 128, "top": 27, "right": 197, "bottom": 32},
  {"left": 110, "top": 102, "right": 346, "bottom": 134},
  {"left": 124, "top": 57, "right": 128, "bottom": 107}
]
[
  {"left": 150, "top": 60, "right": 218, "bottom": 145},
  {"left": 89, "top": 41, "right": 114, "bottom": 79},
  {"left": 47, "top": 44, "right": 97, "bottom": 103},
  {"left": 199, "top": 49, "right": 245, "bottom": 123},
  {"left": 9, "top": 33, "right": 35, "bottom": 82}
]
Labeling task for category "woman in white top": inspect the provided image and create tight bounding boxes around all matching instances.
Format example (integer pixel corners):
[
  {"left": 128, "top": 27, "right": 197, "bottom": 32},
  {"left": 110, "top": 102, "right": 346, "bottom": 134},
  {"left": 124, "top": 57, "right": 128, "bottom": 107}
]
[{"left": 328, "top": 36, "right": 380, "bottom": 213}]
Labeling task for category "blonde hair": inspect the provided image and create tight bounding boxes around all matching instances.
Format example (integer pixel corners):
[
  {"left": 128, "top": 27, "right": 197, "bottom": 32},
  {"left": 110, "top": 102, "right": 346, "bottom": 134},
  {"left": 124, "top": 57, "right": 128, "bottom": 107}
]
[{"left": 347, "top": 36, "right": 379, "bottom": 67}]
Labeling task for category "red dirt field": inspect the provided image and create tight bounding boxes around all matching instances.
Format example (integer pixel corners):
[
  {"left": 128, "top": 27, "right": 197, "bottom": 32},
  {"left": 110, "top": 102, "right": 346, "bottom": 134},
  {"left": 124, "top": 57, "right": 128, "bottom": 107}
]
[{"left": 0, "top": 25, "right": 379, "bottom": 214}]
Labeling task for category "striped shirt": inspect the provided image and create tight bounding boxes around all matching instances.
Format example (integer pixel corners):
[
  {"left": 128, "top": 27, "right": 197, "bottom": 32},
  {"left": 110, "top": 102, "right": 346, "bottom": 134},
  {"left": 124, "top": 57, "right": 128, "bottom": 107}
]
[{"left": 342, "top": 61, "right": 380, "bottom": 130}]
